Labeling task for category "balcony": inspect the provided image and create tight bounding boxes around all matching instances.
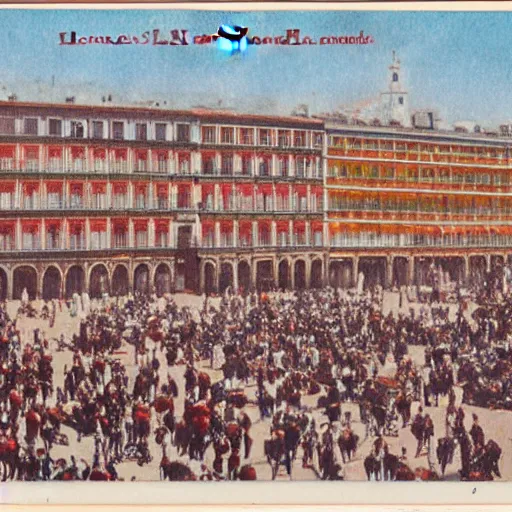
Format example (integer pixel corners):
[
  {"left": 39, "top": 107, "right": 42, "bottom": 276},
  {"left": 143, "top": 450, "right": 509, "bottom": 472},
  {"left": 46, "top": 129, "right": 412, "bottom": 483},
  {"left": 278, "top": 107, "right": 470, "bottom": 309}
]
[
  {"left": 0, "top": 159, "right": 14, "bottom": 171},
  {"left": 240, "top": 135, "right": 254, "bottom": 145},
  {"left": 329, "top": 234, "right": 512, "bottom": 249},
  {"left": 155, "top": 234, "right": 169, "bottom": 248},
  {"left": 134, "top": 162, "right": 148, "bottom": 174},
  {"left": 220, "top": 167, "right": 234, "bottom": 176},
  {"left": 134, "top": 197, "right": 148, "bottom": 210},
  {"left": 24, "top": 160, "right": 39, "bottom": 172},
  {"left": 155, "top": 198, "right": 169, "bottom": 210},
  {"left": 112, "top": 236, "right": 128, "bottom": 249},
  {"left": 111, "top": 162, "right": 129, "bottom": 174},
  {"left": 90, "top": 233, "right": 108, "bottom": 250},
  {"left": 154, "top": 161, "right": 168, "bottom": 174},
  {"left": 93, "top": 160, "right": 108, "bottom": 174},
  {"left": 47, "top": 160, "right": 64, "bottom": 173},
  {"left": 0, "top": 237, "right": 15, "bottom": 251},
  {"left": 70, "top": 159, "right": 86, "bottom": 172},
  {"left": 135, "top": 234, "right": 148, "bottom": 248},
  {"left": 22, "top": 237, "right": 41, "bottom": 251},
  {"left": 112, "top": 196, "right": 128, "bottom": 209}
]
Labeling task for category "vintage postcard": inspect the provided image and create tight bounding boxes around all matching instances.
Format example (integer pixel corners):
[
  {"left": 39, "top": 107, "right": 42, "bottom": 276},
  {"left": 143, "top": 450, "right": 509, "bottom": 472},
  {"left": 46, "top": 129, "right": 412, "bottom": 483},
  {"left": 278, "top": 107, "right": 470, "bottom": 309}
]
[{"left": 1, "top": 4, "right": 512, "bottom": 502}]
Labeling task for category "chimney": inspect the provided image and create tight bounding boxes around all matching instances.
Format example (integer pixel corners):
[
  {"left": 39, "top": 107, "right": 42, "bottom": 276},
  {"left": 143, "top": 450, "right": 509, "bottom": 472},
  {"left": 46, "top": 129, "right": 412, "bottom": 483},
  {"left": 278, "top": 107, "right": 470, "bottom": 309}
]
[
  {"left": 65, "top": 96, "right": 75, "bottom": 104},
  {"left": 108, "top": 94, "right": 112, "bottom": 102},
  {"left": 8, "top": 94, "right": 17, "bottom": 102},
  {"left": 102, "top": 96, "right": 106, "bottom": 103}
]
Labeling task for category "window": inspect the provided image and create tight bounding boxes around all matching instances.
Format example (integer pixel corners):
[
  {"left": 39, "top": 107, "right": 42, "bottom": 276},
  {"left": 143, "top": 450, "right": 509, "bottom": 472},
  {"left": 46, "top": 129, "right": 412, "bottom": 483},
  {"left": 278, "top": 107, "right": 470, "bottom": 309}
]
[
  {"left": 352, "top": 166, "right": 363, "bottom": 178},
  {"left": 221, "top": 154, "right": 233, "bottom": 175},
  {"left": 278, "top": 157, "right": 289, "bottom": 177},
  {"left": 313, "top": 132, "right": 323, "bottom": 147},
  {"left": 156, "top": 153, "right": 167, "bottom": 173},
  {"left": 0, "top": 117, "right": 15, "bottom": 135},
  {"left": 92, "top": 121, "right": 103, "bottom": 139},
  {"left": 202, "top": 126, "right": 216, "bottom": 144},
  {"left": 70, "top": 121, "right": 84, "bottom": 138},
  {"left": 176, "top": 123, "right": 190, "bottom": 142},
  {"left": 259, "top": 129, "right": 271, "bottom": 146},
  {"left": 135, "top": 123, "right": 147, "bottom": 141},
  {"left": 112, "top": 122, "right": 124, "bottom": 140},
  {"left": 383, "top": 167, "right": 394, "bottom": 180},
  {"left": 393, "top": 72, "right": 399, "bottom": 82},
  {"left": 241, "top": 155, "right": 252, "bottom": 175},
  {"left": 259, "top": 159, "right": 270, "bottom": 176},
  {"left": 294, "top": 131, "right": 306, "bottom": 147},
  {"left": 221, "top": 127, "right": 234, "bottom": 144},
  {"left": 203, "top": 155, "right": 216, "bottom": 175},
  {"left": 49, "top": 119, "right": 62, "bottom": 137},
  {"left": 155, "top": 123, "right": 166, "bottom": 141},
  {"left": 278, "top": 130, "right": 291, "bottom": 147},
  {"left": 398, "top": 97, "right": 404, "bottom": 105},
  {"left": 240, "top": 128, "right": 254, "bottom": 145},
  {"left": 178, "top": 154, "right": 190, "bottom": 174},
  {"left": 24, "top": 118, "right": 38, "bottom": 135}
]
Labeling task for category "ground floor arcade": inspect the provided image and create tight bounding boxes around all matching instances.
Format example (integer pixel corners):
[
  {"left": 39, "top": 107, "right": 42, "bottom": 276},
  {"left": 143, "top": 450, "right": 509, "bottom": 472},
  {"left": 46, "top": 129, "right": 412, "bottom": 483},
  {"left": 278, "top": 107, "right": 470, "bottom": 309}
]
[
  {"left": 198, "top": 251, "right": 327, "bottom": 294},
  {"left": 328, "top": 250, "right": 509, "bottom": 290},
  {"left": 0, "top": 248, "right": 510, "bottom": 300},
  {"left": 0, "top": 257, "right": 188, "bottom": 301}
]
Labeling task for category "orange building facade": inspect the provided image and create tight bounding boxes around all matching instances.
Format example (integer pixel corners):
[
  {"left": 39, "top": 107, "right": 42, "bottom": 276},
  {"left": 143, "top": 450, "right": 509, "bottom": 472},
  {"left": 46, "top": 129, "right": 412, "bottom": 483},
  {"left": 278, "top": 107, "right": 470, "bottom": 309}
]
[
  {"left": 0, "top": 101, "right": 326, "bottom": 300},
  {"left": 325, "top": 123, "right": 512, "bottom": 289}
]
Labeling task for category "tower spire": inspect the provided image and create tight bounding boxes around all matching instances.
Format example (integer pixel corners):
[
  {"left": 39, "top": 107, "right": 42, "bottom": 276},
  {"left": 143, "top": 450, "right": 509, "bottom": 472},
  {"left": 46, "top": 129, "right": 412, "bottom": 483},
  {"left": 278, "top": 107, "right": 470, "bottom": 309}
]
[{"left": 380, "top": 52, "right": 410, "bottom": 127}]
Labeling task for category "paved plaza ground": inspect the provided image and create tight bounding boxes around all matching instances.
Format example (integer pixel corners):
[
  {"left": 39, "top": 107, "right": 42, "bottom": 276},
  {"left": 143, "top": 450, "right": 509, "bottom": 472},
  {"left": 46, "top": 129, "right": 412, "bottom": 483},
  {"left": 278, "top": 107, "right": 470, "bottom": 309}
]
[{"left": 8, "top": 291, "right": 512, "bottom": 481}]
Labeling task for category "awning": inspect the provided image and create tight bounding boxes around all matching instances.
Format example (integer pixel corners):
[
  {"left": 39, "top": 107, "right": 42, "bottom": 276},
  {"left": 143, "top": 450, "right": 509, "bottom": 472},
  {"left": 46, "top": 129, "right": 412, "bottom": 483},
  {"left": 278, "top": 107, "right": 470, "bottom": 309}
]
[
  {"left": 90, "top": 220, "right": 107, "bottom": 231},
  {"left": 0, "top": 145, "right": 15, "bottom": 158}
]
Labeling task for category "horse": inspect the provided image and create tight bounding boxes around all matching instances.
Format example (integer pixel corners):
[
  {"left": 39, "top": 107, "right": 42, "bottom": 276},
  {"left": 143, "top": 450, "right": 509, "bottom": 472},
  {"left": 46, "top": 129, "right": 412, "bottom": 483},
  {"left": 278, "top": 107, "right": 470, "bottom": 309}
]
[
  {"left": 470, "top": 440, "right": 502, "bottom": 480},
  {"left": 370, "top": 404, "right": 386, "bottom": 436},
  {"left": 318, "top": 431, "right": 343, "bottom": 480},
  {"left": 364, "top": 454, "right": 381, "bottom": 481},
  {"left": 338, "top": 427, "right": 359, "bottom": 463},
  {"left": 173, "top": 420, "right": 191, "bottom": 457},
  {"left": 395, "top": 391, "right": 412, "bottom": 427},
  {"left": 0, "top": 438, "right": 19, "bottom": 481},
  {"left": 264, "top": 432, "right": 285, "bottom": 480}
]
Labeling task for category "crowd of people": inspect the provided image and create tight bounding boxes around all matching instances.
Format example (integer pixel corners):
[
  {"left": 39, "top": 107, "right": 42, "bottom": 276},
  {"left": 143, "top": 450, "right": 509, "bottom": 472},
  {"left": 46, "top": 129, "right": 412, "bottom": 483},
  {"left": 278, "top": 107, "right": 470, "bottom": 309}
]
[{"left": 0, "top": 275, "right": 509, "bottom": 482}]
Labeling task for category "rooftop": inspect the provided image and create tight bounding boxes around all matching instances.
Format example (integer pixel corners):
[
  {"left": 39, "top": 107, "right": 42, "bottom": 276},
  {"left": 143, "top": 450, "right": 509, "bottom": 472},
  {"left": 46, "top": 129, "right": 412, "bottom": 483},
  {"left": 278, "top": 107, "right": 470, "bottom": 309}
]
[{"left": 0, "top": 100, "right": 323, "bottom": 128}]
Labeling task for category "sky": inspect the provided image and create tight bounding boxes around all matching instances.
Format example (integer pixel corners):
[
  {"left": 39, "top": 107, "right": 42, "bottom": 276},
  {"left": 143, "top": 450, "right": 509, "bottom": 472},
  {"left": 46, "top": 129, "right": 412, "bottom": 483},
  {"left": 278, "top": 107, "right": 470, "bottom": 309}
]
[{"left": 0, "top": 9, "right": 511, "bottom": 126}]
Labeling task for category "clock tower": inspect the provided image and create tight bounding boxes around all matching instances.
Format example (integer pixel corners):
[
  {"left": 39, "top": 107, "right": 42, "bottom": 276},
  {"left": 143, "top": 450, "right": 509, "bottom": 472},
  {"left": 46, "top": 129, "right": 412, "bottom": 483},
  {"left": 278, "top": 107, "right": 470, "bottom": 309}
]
[{"left": 380, "top": 51, "right": 411, "bottom": 127}]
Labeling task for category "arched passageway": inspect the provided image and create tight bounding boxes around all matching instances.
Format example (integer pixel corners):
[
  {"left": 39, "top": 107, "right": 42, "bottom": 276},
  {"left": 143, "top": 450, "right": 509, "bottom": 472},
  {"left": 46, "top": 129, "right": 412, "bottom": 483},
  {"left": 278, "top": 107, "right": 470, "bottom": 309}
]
[
  {"left": 256, "top": 261, "right": 273, "bottom": 292},
  {"left": 294, "top": 259, "right": 306, "bottom": 289},
  {"left": 204, "top": 262, "right": 216, "bottom": 294},
  {"left": 392, "top": 257, "right": 409, "bottom": 288},
  {"left": 42, "top": 266, "right": 62, "bottom": 300},
  {"left": 154, "top": 263, "right": 172, "bottom": 297},
  {"left": 89, "top": 264, "right": 110, "bottom": 299},
  {"left": 65, "top": 265, "right": 85, "bottom": 298},
  {"left": 219, "top": 262, "right": 233, "bottom": 293},
  {"left": 238, "top": 261, "right": 251, "bottom": 292},
  {"left": 134, "top": 264, "right": 150, "bottom": 295},
  {"left": 311, "top": 259, "right": 323, "bottom": 288},
  {"left": 13, "top": 266, "right": 38, "bottom": 300},
  {"left": 0, "top": 268, "right": 7, "bottom": 301},
  {"left": 357, "top": 257, "right": 387, "bottom": 289},
  {"left": 329, "top": 260, "right": 353, "bottom": 288},
  {"left": 112, "top": 265, "right": 129, "bottom": 296},
  {"left": 278, "top": 260, "right": 290, "bottom": 290}
]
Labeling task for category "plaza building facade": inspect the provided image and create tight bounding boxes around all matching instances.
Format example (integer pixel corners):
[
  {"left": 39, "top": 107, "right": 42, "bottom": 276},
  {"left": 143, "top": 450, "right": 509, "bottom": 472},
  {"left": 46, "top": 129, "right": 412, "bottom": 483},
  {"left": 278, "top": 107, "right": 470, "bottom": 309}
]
[
  {"left": 325, "top": 125, "right": 512, "bottom": 290},
  {"left": 324, "top": 53, "right": 512, "bottom": 291},
  {"left": 0, "top": 100, "right": 326, "bottom": 300}
]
